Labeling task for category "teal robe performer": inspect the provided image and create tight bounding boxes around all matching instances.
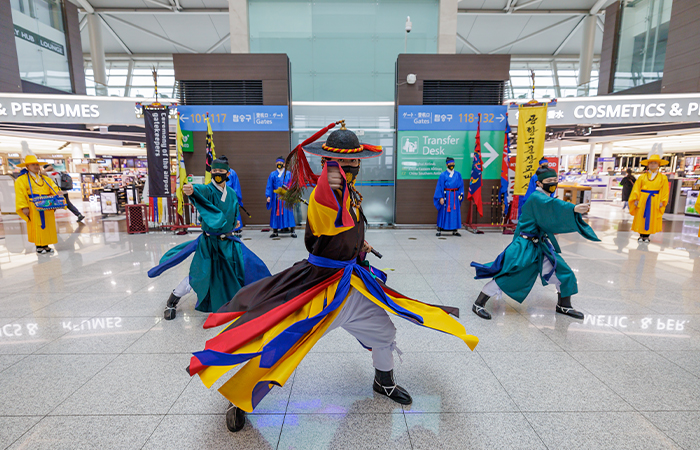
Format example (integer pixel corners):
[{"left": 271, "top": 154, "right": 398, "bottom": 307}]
[
  {"left": 149, "top": 158, "right": 271, "bottom": 320},
  {"left": 518, "top": 157, "right": 553, "bottom": 217},
  {"left": 470, "top": 167, "right": 600, "bottom": 320},
  {"left": 434, "top": 157, "right": 465, "bottom": 236}
]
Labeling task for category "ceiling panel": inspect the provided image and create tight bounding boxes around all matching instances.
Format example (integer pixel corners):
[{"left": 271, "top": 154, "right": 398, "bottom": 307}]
[{"left": 461, "top": 15, "right": 532, "bottom": 53}]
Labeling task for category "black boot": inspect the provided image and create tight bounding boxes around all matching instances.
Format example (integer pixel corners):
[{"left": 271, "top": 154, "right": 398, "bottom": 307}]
[
  {"left": 225, "top": 402, "right": 246, "bottom": 432},
  {"left": 472, "top": 292, "right": 492, "bottom": 320},
  {"left": 436, "top": 227, "right": 442, "bottom": 237},
  {"left": 452, "top": 230, "right": 462, "bottom": 237},
  {"left": 290, "top": 228, "right": 297, "bottom": 238},
  {"left": 270, "top": 229, "right": 278, "bottom": 238},
  {"left": 555, "top": 293, "right": 584, "bottom": 320},
  {"left": 163, "top": 292, "right": 181, "bottom": 320},
  {"left": 373, "top": 369, "right": 412, "bottom": 405}
]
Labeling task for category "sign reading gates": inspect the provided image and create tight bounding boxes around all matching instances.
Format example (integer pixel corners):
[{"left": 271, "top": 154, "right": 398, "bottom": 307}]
[
  {"left": 397, "top": 105, "right": 508, "bottom": 180},
  {"left": 144, "top": 106, "right": 170, "bottom": 198},
  {"left": 177, "top": 105, "right": 289, "bottom": 132}
]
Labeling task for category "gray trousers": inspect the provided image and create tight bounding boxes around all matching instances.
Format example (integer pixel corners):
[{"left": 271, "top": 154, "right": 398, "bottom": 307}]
[
  {"left": 323, "top": 288, "right": 398, "bottom": 371},
  {"left": 173, "top": 276, "right": 193, "bottom": 298}
]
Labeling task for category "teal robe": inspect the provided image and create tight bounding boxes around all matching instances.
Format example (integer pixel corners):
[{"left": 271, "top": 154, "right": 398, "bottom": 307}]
[
  {"left": 472, "top": 191, "right": 600, "bottom": 302},
  {"left": 158, "top": 183, "right": 245, "bottom": 313}
]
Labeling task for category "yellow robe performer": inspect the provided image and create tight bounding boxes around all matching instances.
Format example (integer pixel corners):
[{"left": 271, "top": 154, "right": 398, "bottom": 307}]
[
  {"left": 15, "top": 156, "right": 61, "bottom": 249},
  {"left": 628, "top": 155, "right": 669, "bottom": 238}
]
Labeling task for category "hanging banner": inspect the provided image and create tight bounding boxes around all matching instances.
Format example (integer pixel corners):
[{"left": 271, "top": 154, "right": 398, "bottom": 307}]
[
  {"left": 144, "top": 106, "right": 170, "bottom": 198},
  {"left": 514, "top": 104, "right": 547, "bottom": 195}
]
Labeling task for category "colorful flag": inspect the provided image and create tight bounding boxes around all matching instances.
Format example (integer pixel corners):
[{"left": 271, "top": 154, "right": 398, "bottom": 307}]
[
  {"left": 204, "top": 114, "right": 216, "bottom": 185},
  {"left": 514, "top": 103, "right": 547, "bottom": 195},
  {"left": 176, "top": 114, "right": 187, "bottom": 217},
  {"left": 499, "top": 116, "right": 511, "bottom": 214},
  {"left": 468, "top": 114, "right": 484, "bottom": 217}
]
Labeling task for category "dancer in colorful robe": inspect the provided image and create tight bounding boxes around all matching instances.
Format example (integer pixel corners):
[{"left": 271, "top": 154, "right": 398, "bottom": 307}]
[
  {"left": 14, "top": 155, "right": 62, "bottom": 254},
  {"left": 187, "top": 121, "right": 478, "bottom": 433},
  {"left": 148, "top": 158, "right": 270, "bottom": 320},
  {"left": 471, "top": 166, "right": 599, "bottom": 320},
  {"left": 266, "top": 157, "right": 296, "bottom": 238},
  {"left": 434, "top": 157, "right": 464, "bottom": 237},
  {"left": 628, "top": 154, "right": 669, "bottom": 243}
]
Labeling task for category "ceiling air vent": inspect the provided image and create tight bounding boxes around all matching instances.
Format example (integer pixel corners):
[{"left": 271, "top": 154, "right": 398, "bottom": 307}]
[
  {"left": 422, "top": 80, "right": 506, "bottom": 105},
  {"left": 177, "top": 80, "right": 263, "bottom": 105}
]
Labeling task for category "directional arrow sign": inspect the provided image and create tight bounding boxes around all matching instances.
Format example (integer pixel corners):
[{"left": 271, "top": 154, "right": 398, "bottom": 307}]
[
  {"left": 482, "top": 142, "right": 500, "bottom": 169},
  {"left": 497, "top": 114, "right": 505, "bottom": 122}
]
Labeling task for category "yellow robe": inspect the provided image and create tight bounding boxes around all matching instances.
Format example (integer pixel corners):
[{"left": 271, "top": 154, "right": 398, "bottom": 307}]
[
  {"left": 628, "top": 172, "right": 669, "bottom": 235},
  {"left": 14, "top": 172, "right": 62, "bottom": 247}
]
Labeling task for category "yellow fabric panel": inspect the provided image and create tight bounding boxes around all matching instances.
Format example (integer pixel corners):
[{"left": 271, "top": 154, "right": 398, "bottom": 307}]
[
  {"left": 199, "top": 283, "right": 340, "bottom": 388},
  {"left": 218, "top": 296, "right": 348, "bottom": 412},
  {"left": 348, "top": 275, "right": 479, "bottom": 351},
  {"left": 628, "top": 173, "right": 669, "bottom": 234},
  {"left": 306, "top": 187, "right": 354, "bottom": 237}
]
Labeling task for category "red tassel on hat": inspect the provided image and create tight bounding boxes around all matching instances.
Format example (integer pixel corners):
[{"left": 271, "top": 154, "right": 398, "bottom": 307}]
[{"left": 283, "top": 122, "right": 339, "bottom": 203}]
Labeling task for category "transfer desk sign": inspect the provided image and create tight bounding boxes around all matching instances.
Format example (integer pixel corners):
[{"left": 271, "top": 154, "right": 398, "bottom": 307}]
[{"left": 397, "top": 105, "right": 507, "bottom": 180}]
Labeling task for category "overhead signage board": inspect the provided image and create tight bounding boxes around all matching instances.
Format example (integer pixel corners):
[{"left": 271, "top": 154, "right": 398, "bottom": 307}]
[
  {"left": 14, "top": 25, "right": 65, "bottom": 56},
  {"left": 398, "top": 105, "right": 507, "bottom": 131},
  {"left": 508, "top": 93, "right": 700, "bottom": 127},
  {"left": 0, "top": 93, "right": 169, "bottom": 126},
  {"left": 177, "top": 105, "right": 289, "bottom": 132},
  {"left": 397, "top": 105, "right": 507, "bottom": 180}
]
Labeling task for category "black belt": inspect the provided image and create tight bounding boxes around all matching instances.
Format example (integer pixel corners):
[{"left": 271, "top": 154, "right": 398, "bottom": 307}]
[{"left": 204, "top": 231, "right": 235, "bottom": 241}]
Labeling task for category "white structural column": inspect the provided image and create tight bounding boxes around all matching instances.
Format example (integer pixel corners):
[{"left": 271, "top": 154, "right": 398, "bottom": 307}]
[
  {"left": 577, "top": 14, "right": 597, "bottom": 96},
  {"left": 228, "top": 0, "right": 249, "bottom": 53},
  {"left": 601, "top": 142, "right": 613, "bottom": 158},
  {"left": 587, "top": 143, "right": 597, "bottom": 174},
  {"left": 87, "top": 13, "right": 108, "bottom": 96},
  {"left": 124, "top": 59, "right": 134, "bottom": 97},
  {"left": 438, "top": 0, "right": 458, "bottom": 54}
]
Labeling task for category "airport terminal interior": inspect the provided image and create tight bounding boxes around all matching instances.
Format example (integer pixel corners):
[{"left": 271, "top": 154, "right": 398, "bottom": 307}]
[{"left": 2, "top": 0, "right": 700, "bottom": 449}]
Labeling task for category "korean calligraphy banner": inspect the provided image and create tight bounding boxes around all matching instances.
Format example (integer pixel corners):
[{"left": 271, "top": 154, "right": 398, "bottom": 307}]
[
  {"left": 144, "top": 106, "right": 170, "bottom": 198},
  {"left": 514, "top": 104, "right": 547, "bottom": 195}
]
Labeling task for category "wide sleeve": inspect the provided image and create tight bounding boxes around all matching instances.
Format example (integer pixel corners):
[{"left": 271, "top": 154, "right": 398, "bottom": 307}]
[
  {"left": 229, "top": 170, "right": 243, "bottom": 205},
  {"left": 628, "top": 176, "right": 643, "bottom": 215},
  {"left": 14, "top": 175, "right": 30, "bottom": 221},
  {"left": 532, "top": 194, "right": 600, "bottom": 242},
  {"left": 306, "top": 161, "right": 355, "bottom": 237},
  {"left": 188, "top": 184, "right": 228, "bottom": 231},
  {"left": 457, "top": 172, "right": 465, "bottom": 200},
  {"left": 433, "top": 173, "right": 445, "bottom": 210},
  {"left": 660, "top": 174, "right": 670, "bottom": 208},
  {"left": 265, "top": 172, "right": 274, "bottom": 210}
]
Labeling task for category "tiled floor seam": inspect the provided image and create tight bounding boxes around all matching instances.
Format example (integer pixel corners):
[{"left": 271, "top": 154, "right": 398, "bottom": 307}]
[
  {"left": 474, "top": 351, "right": 551, "bottom": 450},
  {"left": 139, "top": 375, "right": 195, "bottom": 449},
  {"left": 275, "top": 369, "right": 298, "bottom": 450}
]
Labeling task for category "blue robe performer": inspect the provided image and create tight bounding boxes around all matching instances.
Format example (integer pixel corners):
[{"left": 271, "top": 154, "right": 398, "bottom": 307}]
[
  {"left": 519, "top": 158, "right": 554, "bottom": 216},
  {"left": 266, "top": 157, "right": 296, "bottom": 238},
  {"left": 186, "top": 121, "right": 479, "bottom": 433},
  {"left": 470, "top": 166, "right": 600, "bottom": 320},
  {"left": 434, "top": 157, "right": 464, "bottom": 237},
  {"left": 227, "top": 167, "right": 243, "bottom": 235},
  {"left": 149, "top": 158, "right": 271, "bottom": 320}
]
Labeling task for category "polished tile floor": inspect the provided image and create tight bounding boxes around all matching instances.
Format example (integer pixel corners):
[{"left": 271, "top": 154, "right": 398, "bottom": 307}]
[{"left": 1, "top": 201, "right": 700, "bottom": 449}]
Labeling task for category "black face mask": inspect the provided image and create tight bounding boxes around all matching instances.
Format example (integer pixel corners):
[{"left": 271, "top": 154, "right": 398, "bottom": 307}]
[
  {"left": 276, "top": 164, "right": 284, "bottom": 170},
  {"left": 213, "top": 173, "right": 229, "bottom": 184},
  {"left": 341, "top": 165, "right": 360, "bottom": 183},
  {"left": 542, "top": 182, "right": 558, "bottom": 194},
  {"left": 447, "top": 164, "right": 455, "bottom": 170}
]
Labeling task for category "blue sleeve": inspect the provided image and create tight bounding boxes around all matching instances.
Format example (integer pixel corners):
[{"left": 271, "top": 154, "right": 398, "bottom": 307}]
[
  {"left": 265, "top": 172, "right": 274, "bottom": 199},
  {"left": 231, "top": 170, "right": 243, "bottom": 205},
  {"left": 457, "top": 172, "right": 465, "bottom": 198},
  {"left": 522, "top": 174, "right": 538, "bottom": 204},
  {"left": 433, "top": 173, "right": 445, "bottom": 210}
]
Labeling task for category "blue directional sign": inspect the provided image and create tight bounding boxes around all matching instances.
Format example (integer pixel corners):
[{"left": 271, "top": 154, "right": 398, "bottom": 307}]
[
  {"left": 398, "top": 105, "right": 508, "bottom": 131},
  {"left": 177, "top": 105, "right": 289, "bottom": 132}
]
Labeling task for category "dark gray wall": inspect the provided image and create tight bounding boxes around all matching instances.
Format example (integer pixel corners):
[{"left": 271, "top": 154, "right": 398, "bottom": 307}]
[{"left": 0, "top": 0, "right": 22, "bottom": 93}]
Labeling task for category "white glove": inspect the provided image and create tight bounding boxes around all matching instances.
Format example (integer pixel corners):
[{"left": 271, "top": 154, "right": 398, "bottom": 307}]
[{"left": 574, "top": 203, "right": 590, "bottom": 214}]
